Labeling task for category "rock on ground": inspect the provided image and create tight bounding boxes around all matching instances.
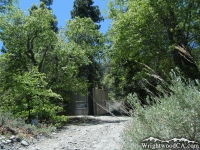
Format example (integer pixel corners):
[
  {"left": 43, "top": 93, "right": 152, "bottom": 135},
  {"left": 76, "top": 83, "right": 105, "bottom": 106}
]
[{"left": 22, "top": 116, "right": 131, "bottom": 150}]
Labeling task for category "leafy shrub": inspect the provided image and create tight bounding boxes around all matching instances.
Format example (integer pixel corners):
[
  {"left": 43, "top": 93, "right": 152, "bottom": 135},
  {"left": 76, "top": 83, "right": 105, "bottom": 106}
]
[
  {"left": 123, "top": 72, "right": 200, "bottom": 149},
  {"left": 0, "top": 68, "right": 67, "bottom": 126}
]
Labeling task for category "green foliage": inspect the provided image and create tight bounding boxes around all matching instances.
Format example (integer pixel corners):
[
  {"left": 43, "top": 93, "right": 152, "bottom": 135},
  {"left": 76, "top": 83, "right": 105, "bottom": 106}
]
[
  {"left": 65, "top": 17, "right": 104, "bottom": 58},
  {"left": 70, "top": 0, "right": 105, "bottom": 115},
  {"left": 0, "top": 2, "right": 99, "bottom": 124},
  {"left": 0, "top": 4, "right": 63, "bottom": 123},
  {"left": 64, "top": 16, "right": 105, "bottom": 86},
  {"left": 0, "top": 67, "right": 65, "bottom": 124},
  {"left": 0, "top": 0, "right": 16, "bottom": 13},
  {"left": 71, "top": 0, "right": 104, "bottom": 25},
  {"left": 29, "top": 2, "right": 58, "bottom": 33},
  {"left": 40, "top": 0, "right": 53, "bottom": 6},
  {"left": 105, "top": 0, "right": 200, "bottom": 101},
  {"left": 70, "top": 0, "right": 105, "bottom": 87},
  {"left": 123, "top": 73, "right": 200, "bottom": 149}
]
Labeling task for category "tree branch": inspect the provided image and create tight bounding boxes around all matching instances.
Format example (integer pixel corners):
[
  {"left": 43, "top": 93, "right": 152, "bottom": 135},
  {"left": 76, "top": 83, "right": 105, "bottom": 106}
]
[{"left": 26, "top": 32, "right": 38, "bottom": 66}]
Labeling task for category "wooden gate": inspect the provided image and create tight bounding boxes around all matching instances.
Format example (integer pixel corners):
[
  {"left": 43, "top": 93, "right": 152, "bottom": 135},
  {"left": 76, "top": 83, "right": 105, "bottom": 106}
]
[
  {"left": 65, "top": 88, "right": 108, "bottom": 116},
  {"left": 93, "top": 88, "right": 109, "bottom": 115},
  {"left": 65, "top": 93, "right": 88, "bottom": 115},
  {"left": 73, "top": 93, "right": 88, "bottom": 115}
]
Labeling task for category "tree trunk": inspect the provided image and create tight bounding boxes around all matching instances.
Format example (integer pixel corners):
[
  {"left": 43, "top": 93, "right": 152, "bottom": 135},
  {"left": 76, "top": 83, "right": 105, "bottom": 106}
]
[{"left": 88, "top": 71, "right": 94, "bottom": 115}]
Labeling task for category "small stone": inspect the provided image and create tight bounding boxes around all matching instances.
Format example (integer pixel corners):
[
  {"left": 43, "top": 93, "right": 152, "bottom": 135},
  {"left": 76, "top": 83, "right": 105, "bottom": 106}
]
[
  {"left": 10, "top": 135, "right": 16, "bottom": 140},
  {"left": 0, "top": 136, "right": 5, "bottom": 140},
  {"left": 2, "top": 140, "right": 7, "bottom": 144},
  {"left": 21, "top": 140, "right": 29, "bottom": 146},
  {"left": 101, "top": 140, "right": 106, "bottom": 142},
  {"left": 6, "top": 140, "right": 12, "bottom": 143},
  {"left": 72, "top": 142, "right": 77, "bottom": 144}
]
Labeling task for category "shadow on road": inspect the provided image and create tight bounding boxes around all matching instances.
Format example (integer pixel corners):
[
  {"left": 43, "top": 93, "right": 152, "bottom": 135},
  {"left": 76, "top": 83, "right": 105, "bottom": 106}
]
[{"left": 66, "top": 115, "right": 130, "bottom": 126}]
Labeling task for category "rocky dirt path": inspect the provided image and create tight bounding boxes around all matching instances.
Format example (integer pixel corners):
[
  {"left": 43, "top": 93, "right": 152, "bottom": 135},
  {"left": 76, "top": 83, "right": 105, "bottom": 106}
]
[{"left": 24, "top": 116, "right": 131, "bottom": 150}]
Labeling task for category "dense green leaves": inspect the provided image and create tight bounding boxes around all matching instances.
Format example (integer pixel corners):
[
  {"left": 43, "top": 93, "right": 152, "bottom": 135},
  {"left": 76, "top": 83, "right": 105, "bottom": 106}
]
[
  {"left": 0, "top": 68, "right": 62, "bottom": 123},
  {"left": 71, "top": 0, "right": 104, "bottom": 24},
  {"left": 105, "top": 0, "right": 200, "bottom": 101},
  {"left": 65, "top": 17, "right": 104, "bottom": 57},
  {"left": 2, "top": 0, "right": 200, "bottom": 126},
  {"left": 0, "top": 2, "right": 104, "bottom": 124},
  {"left": 70, "top": 0, "right": 105, "bottom": 86},
  {"left": 29, "top": 2, "right": 58, "bottom": 33},
  {"left": 0, "top": 3, "right": 64, "bottom": 123}
]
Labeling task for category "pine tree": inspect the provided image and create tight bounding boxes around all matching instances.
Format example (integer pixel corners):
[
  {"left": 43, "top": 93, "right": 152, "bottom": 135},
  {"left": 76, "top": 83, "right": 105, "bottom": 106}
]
[{"left": 71, "top": 0, "right": 103, "bottom": 29}]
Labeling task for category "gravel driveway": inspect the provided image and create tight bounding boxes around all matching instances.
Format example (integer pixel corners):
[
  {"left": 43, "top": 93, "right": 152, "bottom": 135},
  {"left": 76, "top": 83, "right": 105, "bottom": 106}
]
[{"left": 24, "top": 116, "right": 131, "bottom": 150}]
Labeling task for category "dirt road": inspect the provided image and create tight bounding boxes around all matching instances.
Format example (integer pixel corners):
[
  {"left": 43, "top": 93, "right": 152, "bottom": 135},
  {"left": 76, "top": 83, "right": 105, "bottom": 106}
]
[{"left": 25, "top": 116, "right": 131, "bottom": 150}]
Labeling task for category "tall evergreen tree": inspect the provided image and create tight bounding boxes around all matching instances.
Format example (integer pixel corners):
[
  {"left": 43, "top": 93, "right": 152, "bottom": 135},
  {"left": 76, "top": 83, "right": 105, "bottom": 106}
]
[
  {"left": 71, "top": 0, "right": 103, "bottom": 29},
  {"left": 70, "top": 0, "right": 104, "bottom": 115}
]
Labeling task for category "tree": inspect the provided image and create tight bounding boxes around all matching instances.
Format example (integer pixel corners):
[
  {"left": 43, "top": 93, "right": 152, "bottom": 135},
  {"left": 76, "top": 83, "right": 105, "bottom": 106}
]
[
  {"left": 0, "top": 3, "right": 63, "bottom": 123},
  {"left": 70, "top": 0, "right": 104, "bottom": 115},
  {"left": 105, "top": 0, "right": 200, "bottom": 101},
  {"left": 29, "top": 0, "right": 58, "bottom": 33},
  {"left": 71, "top": 0, "right": 103, "bottom": 28},
  {"left": 0, "top": 2, "right": 94, "bottom": 124},
  {"left": 40, "top": 0, "right": 58, "bottom": 33}
]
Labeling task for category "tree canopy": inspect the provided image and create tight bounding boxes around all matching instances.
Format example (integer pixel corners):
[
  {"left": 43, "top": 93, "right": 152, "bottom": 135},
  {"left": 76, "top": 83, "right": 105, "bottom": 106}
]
[
  {"left": 104, "top": 0, "right": 200, "bottom": 101},
  {"left": 71, "top": 0, "right": 104, "bottom": 27},
  {"left": 0, "top": 2, "right": 104, "bottom": 124}
]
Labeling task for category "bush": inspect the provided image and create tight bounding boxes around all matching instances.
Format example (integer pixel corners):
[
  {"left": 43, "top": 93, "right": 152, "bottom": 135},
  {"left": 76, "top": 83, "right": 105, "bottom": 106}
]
[
  {"left": 123, "top": 73, "right": 200, "bottom": 149},
  {"left": 0, "top": 68, "right": 67, "bottom": 126}
]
